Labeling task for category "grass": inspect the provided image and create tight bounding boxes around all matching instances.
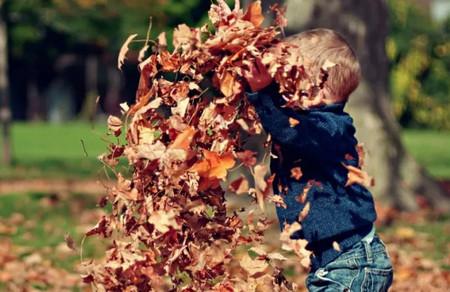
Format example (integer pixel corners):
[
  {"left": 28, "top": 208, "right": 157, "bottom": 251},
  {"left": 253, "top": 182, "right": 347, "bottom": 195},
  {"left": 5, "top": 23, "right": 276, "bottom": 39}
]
[
  {"left": 0, "top": 122, "right": 119, "bottom": 180},
  {"left": 402, "top": 129, "right": 450, "bottom": 179}
]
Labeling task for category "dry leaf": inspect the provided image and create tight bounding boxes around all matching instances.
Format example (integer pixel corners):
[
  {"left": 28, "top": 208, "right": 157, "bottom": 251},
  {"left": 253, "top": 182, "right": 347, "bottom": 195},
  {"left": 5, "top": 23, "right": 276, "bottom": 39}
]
[
  {"left": 190, "top": 150, "right": 235, "bottom": 180},
  {"left": 343, "top": 164, "right": 374, "bottom": 188},
  {"left": 288, "top": 117, "right": 300, "bottom": 127},
  {"left": 243, "top": 0, "right": 264, "bottom": 27},
  {"left": 169, "top": 127, "right": 196, "bottom": 150},
  {"left": 298, "top": 202, "right": 310, "bottom": 222},
  {"left": 240, "top": 254, "right": 269, "bottom": 276},
  {"left": 290, "top": 167, "right": 303, "bottom": 180},
  {"left": 229, "top": 176, "right": 249, "bottom": 195},
  {"left": 332, "top": 241, "right": 341, "bottom": 252},
  {"left": 118, "top": 33, "right": 138, "bottom": 70}
]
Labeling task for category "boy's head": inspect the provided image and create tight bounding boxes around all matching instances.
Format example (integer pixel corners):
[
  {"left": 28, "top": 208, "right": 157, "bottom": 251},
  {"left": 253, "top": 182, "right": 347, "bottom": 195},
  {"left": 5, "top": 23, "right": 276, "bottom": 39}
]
[{"left": 284, "top": 28, "right": 361, "bottom": 104}]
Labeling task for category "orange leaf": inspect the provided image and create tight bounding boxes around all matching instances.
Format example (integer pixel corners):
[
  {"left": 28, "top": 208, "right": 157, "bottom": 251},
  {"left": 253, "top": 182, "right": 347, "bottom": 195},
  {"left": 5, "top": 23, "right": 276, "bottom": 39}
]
[
  {"left": 343, "top": 164, "right": 374, "bottom": 188},
  {"left": 220, "top": 72, "right": 237, "bottom": 97},
  {"left": 288, "top": 117, "right": 300, "bottom": 127},
  {"left": 298, "top": 202, "right": 310, "bottom": 221},
  {"left": 169, "top": 127, "right": 196, "bottom": 150},
  {"left": 296, "top": 183, "right": 312, "bottom": 204},
  {"left": 243, "top": 1, "right": 264, "bottom": 27},
  {"left": 190, "top": 150, "right": 235, "bottom": 180},
  {"left": 290, "top": 167, "right": 303, "bottom": 180},
  {"left": 356, "top": 143, "right": 366, "bottom": 168}
]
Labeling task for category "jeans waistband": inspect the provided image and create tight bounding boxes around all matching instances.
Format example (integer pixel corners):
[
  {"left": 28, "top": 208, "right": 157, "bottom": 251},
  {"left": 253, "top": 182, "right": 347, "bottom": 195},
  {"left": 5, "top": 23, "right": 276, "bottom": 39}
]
[{"left": 310, "top": 224, "right": 374, "bottom": 272}]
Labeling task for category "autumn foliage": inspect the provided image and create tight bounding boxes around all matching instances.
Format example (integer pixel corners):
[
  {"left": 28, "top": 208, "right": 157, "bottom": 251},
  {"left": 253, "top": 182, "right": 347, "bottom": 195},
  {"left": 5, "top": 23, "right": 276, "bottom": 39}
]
[{"left": 81, "top": 1, "right": 345, "bottom": 290}]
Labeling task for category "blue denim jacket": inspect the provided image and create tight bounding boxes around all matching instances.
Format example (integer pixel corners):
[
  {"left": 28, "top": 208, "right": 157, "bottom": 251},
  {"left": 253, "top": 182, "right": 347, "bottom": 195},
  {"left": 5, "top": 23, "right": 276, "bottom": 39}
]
[{"left": 247, "top": 85, "right": 377, "bottom": 268}]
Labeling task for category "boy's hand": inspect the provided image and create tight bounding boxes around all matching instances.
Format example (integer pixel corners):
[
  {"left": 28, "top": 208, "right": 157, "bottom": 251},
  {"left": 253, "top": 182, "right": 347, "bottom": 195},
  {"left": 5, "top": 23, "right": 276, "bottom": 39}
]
[{"left": 242, "top": 58, "right": 273, "bottom": 92}]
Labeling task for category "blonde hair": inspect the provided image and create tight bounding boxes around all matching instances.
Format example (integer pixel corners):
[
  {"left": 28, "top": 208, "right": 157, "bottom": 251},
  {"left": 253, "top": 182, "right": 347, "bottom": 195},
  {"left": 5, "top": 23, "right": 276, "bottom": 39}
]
[{"left": 285, "top": 28, "right": 361, "bottom": 102}]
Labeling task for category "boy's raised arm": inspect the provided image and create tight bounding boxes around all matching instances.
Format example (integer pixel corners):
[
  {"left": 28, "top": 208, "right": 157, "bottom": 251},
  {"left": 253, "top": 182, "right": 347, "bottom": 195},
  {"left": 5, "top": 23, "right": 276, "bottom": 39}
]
[{"left": 247, "top": 87, "right": 345, "bottom": 156}]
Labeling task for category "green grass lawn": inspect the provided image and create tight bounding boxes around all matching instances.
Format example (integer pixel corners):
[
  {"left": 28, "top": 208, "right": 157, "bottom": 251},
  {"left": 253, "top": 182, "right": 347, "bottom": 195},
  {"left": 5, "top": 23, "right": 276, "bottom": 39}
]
[
  {"left": 402, "top": 129, "right": 450, "bottom": 179},
  {"left": 1, "top": 122, "right": 449, "bottom": 180},
  {"left": 0, "top": 122, "right": 117, "bottom": 180}
]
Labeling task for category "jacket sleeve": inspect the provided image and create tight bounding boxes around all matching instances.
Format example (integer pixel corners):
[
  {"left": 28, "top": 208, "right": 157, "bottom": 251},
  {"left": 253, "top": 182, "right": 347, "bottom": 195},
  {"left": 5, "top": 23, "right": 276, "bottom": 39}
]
[{"left": 247, "top": 87, "right": 346, "bottom": 156}]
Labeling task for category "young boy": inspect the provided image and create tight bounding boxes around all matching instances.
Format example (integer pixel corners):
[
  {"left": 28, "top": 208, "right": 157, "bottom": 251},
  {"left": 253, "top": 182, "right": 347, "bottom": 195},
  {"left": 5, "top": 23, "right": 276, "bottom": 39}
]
[{"left": 244, "top": 29, "right": 393, "bottom": 291}]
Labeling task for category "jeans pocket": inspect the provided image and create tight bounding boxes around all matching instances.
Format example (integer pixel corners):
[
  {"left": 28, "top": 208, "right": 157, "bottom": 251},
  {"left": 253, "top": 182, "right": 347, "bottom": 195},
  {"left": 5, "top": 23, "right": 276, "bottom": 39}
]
[
  {"left": 307, "top": 265, "right": 359, "bottom": 292},
  {"left": 361, "top": 267, "right": 393, "bottom": 292}
]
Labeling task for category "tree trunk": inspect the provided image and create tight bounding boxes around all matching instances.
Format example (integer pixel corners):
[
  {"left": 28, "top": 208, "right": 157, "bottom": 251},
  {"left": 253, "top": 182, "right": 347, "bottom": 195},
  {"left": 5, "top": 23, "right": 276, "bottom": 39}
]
[
  {"left": 285, "top": 0, "right": 449, "bottom": 211},
  {"left": 0, "top": 1, "right": 12, "bottom": 166},
  {"left": 104, "top": 65, "right": 122, "bottom": 115},
  {"left": 80, "top": 54, "right": 99, "bottom": 122}
]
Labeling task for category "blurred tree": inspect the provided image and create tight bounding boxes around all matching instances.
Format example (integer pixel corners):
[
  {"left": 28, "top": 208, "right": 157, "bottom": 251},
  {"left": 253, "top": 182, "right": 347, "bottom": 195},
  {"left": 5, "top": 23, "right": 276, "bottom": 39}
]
[
  {"left": 387, "top": 0, "right": 450, "bottom": 129},
  {"left": 6, "top": 0, "right": 211, "bottom": 120},
  {"left": 285, "top": 0, "right": 449, "bottom": 211},
  {"left": 0, "top": 0, "right": 12, "bottom": 165}
]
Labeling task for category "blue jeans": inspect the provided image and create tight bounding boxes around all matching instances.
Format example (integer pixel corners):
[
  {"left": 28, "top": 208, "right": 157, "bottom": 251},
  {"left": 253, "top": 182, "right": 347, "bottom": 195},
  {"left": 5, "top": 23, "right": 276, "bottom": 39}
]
[{"left": 306, "top": 235, "right": 393, "bottom": 291}]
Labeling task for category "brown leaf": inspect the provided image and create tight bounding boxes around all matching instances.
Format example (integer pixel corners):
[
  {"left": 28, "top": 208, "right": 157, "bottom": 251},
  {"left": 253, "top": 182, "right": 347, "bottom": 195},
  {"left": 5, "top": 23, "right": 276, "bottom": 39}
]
[
  {"left": 107, "top": 115, "right": 122, "bottom": 136},
  {"left": 290, "top": 167, "right": 303, "bottom": 180},
  {"left": 270, "top": 195, "right": 287, "bottom": 209},
  {"left": 253, "top": 164, "right": 269, "bottom": 191},
  {"left": 228, "top": 176, "right": 249, "bottom": 195},
  {"left": 240, "top": 254, "right": 269, "bottom": 276},
  {"left": 243, "top": 0, "right": 265, "bottom": 27},
  {"left": 288, "top": 117, "right": 300, "bottom": 127},
  {"left": 64, "top": 234, "right": 76, "bottom": 251},
  {"left": 190, "top": 150, "right": 235, "bottom": 180},
  {"left": 219, "top": 72, "right": 238, "bottom": 98},
  {"left": 343, "top": 164, "right": 374, "bottom": 188},
  {"left": 236, "top": 150, "right": 257, "bottom": 167},
  {"left": 118, "top": 34, "right": 138, "bottom": 70},
  {"left": 169, "top": 127, "right": 196, "bottom": 150},
  {"left": 298, "top": 202, "right": 310, "bottom": 222}
]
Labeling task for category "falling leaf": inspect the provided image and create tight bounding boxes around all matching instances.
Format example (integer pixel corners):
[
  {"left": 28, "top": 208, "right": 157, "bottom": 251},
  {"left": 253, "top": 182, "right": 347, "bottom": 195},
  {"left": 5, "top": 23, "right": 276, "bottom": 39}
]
[
  {"left": 267, "top": 252, "right": 288, "bottom": 261},
  {"left": 107, "top": 115, "right": 122, "bottom": 136},
  {"left": 171, "top": 97, "right": 190, "bottom": 118},
  {"left": 148, "top": 210, "right": 181, "bottom": 233},
  {"left": 296, "top": 181, "right": 313, "bottom": 204},
  {"left": 288, "top": 117, "right": 300, "bottom": 127},
  {"left": 253, "top": 164, "right": 269, "bottom": 191},
  {"left": 138, "top": 45, "right": 150, "bottom": 62},
  {"left": 290, "top": 167, "right": 303, "bottom": 180},
  {"left": 332, "top": 241, "right": 341, "bottom": 252},
  {"left": 119, "top": 102, "right": 129, "bottom": 114},
  {"left": 64, "top": 234, "right": 76, "bottom": 251},
  {"left": 343, "top": 164, "right": 374, "bottom": 188},
  {"left": 270, "top": 195, "right": 287, "bottom": 208},
  {"left": 117, "top": 33, "right": 138, "bottom": 70},
  {"left": 322, "top": 59, "right": 336, "bottom": 71},
  {"left": 243, "top": 0, "right": 265, "bottom": 27},
  {"left": 240, "top": 254, "right": 269, "bottom": 276},
  {"left": 157, "top": 31, "right": 167, "bottom": 47},
  {"left": 298, "top": 202, "right": 310, "bottom": 222},
  {"left": 190, "top": 150, "right": 235, "bottom": 180},
  {"left": 236, "top": 150, "right": 257, "bottom": 167},
  {"left": 169, "top": 127, "right": 196, "bottom": 150},
  {"left": 228, "top": 176, "right": 249, "bottom": 195},
  {"left": 220, "top": 72, "right": 237, "bottom": 97},
  {"left": 356, "top": 143, "right": 366, "bottom": 168}
]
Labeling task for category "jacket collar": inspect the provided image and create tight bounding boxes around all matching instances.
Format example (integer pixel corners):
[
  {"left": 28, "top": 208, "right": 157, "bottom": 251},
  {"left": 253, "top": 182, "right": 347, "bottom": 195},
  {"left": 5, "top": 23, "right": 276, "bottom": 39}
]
[{"left": 304, "top": 102, "right": 346, "bottom": 112}]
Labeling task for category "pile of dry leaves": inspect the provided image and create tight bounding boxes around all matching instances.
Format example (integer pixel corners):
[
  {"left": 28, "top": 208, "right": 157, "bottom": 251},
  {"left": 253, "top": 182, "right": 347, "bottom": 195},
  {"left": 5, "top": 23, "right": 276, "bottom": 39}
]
[{"left": 81, "top": 1, "right": 349, "bottom": 291}]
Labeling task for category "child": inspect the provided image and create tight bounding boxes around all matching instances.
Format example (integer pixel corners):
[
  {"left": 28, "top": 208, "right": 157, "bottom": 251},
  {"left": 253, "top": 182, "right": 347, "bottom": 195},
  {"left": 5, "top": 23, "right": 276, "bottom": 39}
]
[{"left": 243, "top": 28, "right": 393, "bottom": 291}]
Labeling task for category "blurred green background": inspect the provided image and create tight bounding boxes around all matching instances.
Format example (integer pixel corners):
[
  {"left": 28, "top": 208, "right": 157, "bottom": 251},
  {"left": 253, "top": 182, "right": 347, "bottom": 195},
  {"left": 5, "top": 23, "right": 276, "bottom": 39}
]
[{"left": 0, "top": 0, "right": 449, "bottom": 290}]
